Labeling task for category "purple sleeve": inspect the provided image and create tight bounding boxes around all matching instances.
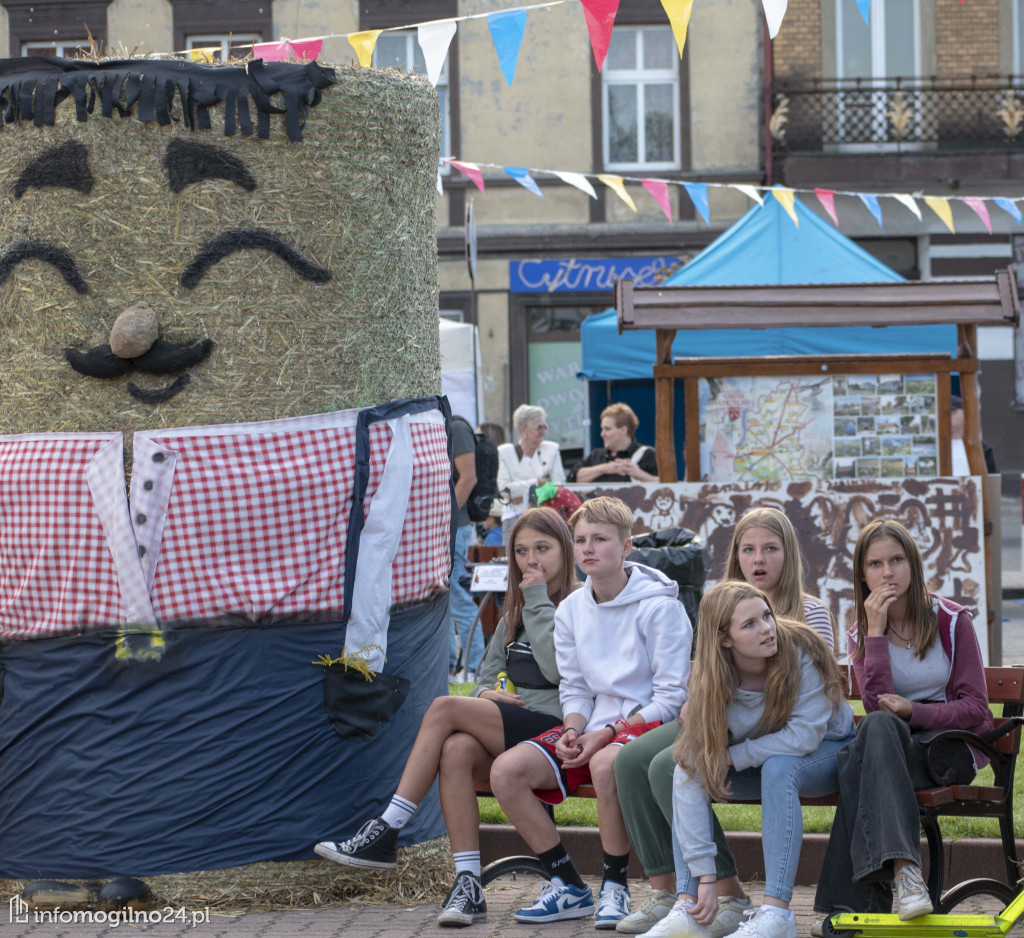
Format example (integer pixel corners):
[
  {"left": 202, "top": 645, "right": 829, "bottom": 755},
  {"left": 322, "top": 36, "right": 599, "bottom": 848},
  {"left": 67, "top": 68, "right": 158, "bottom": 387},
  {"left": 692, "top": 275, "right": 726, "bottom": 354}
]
[{"left": 855, "top": 634, "right": 897, "bottom": 713}]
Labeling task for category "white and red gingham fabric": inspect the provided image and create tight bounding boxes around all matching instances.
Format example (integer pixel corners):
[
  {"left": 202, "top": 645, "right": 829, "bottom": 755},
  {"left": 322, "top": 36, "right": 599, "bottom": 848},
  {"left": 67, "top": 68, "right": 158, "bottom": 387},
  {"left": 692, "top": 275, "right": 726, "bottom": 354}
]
[{"left": 0, "top": 407, "right": 452, "bottom": 642}]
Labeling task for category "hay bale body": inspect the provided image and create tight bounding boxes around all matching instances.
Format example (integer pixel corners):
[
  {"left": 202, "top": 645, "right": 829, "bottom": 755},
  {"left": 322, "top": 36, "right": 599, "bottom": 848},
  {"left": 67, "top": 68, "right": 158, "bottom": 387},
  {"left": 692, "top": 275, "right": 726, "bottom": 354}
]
[{"left": 0, "top": 63, "right": 441, "bottom": 436}]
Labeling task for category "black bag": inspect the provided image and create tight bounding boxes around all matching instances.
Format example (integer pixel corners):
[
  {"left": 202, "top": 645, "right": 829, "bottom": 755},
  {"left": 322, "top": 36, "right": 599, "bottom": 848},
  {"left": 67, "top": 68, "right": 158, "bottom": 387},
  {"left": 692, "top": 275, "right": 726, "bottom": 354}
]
[
  {"left": 322, "top": 664, "right": 411, "bottom": 741},
  {"left": 453, "top": 416, "right": 499, "bottom": 522}
]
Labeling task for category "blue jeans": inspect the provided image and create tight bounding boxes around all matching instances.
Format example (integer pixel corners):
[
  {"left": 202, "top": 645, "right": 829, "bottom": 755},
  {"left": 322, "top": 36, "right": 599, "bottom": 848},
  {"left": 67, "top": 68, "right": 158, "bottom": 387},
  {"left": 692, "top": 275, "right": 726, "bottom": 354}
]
[
  {"left": 673, "top": 734, "right": 854, "bottom": 903},
  {"left": 448, "top": 523, "right": 484, "bottom": 674}
]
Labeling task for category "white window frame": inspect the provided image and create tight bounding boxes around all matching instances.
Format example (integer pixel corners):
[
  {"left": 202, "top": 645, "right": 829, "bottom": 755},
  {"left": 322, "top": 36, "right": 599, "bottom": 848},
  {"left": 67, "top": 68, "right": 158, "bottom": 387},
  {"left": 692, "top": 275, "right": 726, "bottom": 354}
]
[
  {"left": 373, "top": 30, "right": 452, "bottom": 172},
  {"left": 601, "top": 26, "right": 681, "bottom": 173},
  {"left": 1015, "top": 0, "right": 1024, "bottom": 74},
  {"left": 22, "top": 40, "right": 91, "bottom": 57},
  {"left": 186, "top": 34, "right": 262, "bottom": 60}
]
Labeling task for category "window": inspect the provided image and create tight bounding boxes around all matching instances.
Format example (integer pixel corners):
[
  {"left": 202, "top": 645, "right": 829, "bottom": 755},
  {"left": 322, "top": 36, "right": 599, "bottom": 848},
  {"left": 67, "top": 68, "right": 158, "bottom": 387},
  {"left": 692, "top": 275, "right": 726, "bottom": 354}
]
[
  {"left": 836, "top": 0, "right": 919, "bottom": 79},
  {"left": 2, "top": 0, "right": 110, "bottom": 56},
  {"left": 22, "top": 40, "right": 91, "bottom": 56},
  {"left": 602, "top": 26, "right": 681, "bottom": 171},
  {"left": 374, "top": 31, "right": 452, "bottom": 164},
  {"left": 1015, "top": 0, "right": 1024, "bottom": 73},
  {"left": 185, "top": 34, "right": 262, "bottom": 61}
]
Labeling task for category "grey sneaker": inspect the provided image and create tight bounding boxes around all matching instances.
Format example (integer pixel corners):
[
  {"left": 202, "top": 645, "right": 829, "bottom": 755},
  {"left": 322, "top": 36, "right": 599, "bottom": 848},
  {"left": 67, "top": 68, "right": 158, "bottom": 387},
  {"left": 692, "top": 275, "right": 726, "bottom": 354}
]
[
  {"left": 894, "top": 864, "right": 932, "bottom": 920},
  {"left": 710, "top": 896, "right": 754, "bottom": 938},
  {"left": 616, "top": 888, "right": 675, "bottom": 934},
  {"left": 314, "top": 817, "right": 398, "bottom": 869},
  {"left": 437, "top": 872, "right": 486, "bottom": 927},
  {"left": 641, "top": 901, "right": 712, "bottom": 938}
]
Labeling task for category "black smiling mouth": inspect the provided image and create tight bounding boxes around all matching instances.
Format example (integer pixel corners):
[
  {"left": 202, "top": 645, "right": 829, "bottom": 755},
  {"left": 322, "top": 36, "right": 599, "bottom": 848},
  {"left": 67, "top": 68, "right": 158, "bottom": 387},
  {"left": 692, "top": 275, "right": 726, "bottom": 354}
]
[{"left": 65, "top": 338, "right": 214, "bottom": 404}]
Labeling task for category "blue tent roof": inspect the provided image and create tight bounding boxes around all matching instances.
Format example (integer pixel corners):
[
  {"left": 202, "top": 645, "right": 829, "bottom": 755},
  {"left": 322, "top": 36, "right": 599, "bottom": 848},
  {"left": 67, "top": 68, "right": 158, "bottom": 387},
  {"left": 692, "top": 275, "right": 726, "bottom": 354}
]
[{"left": 580, "top": 198, "right": 957, "bottom": 380}]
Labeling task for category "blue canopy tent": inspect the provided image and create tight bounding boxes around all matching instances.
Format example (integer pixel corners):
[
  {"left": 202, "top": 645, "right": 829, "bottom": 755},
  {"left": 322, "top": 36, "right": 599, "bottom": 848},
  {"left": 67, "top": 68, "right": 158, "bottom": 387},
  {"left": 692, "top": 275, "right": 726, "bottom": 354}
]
[{"left": 579, "top": 198, "right": 957, "bottom": 452}]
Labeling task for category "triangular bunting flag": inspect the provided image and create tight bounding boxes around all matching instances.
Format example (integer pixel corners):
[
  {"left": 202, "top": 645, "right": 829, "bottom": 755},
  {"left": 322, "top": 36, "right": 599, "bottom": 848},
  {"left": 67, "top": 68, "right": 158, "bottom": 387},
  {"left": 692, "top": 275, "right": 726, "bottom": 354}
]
[
  {"left": 660, "top": 0, "right": 695, "bottom": 57},
  {"left": 488, "top": 9, "right": 528, "bottom": 87},
  {"left": 771, "top": 186, "right": 799, "bottom": 226},
  {"left": 994, "top": 197, "right": 1023, "bottom": 226},
  {"left": 856, "top": 0, "right": 871, "bottom": 23},
  {"left": 963, "top": 197, "right": 992, "bottom": 234},
  {"left": 682, "top": 182, "right": 710, "bottom": 225},
  {"left": 253, "top": 40, "right": 290, "bottom": 61},
  {"left": 598, "top": 173, "right": 637, "bottom": 212},
  {"left": 418, "top": 20, "right": 457, "bottom": 87},
  {"left": 504, "top": 166, "right": 544, "bottom": 198},
  {"left": 925, "top": 196, "right": 955, "bottom": 233},
  {"left": 442, "top": 158, "right": 486, "bottom": 192},
  {"left": 348, "top": 30, "right": 382, "bottom": 68},
  {"left": 554, "top": 171, "right": 597, "bottom": 198},
  {"left": 761, "top": 0, "right": 788, "bottom": 39},
  {"left": 288, "top": 39, "right": 323, "bottom": 62},
  {"left": 814, "top": 188, "right": 838, "bottom": 226},
  {"left": 735, "top": 184, "right": 764, "bottom": 207},
  {"left": 580, "top": 0, "right": 620, "bottom": 71},
  {"left": 857, "top": 192, "right": 883, "bottom": 227},
  {"left": 188, "top": 47, "right": 218, "bottom": 63},
  {"left": 892, "top": 193, "right": 922, "bottom": 221},
  {"left": 641, "top": 179, "right": 672, "bottom": 221}
]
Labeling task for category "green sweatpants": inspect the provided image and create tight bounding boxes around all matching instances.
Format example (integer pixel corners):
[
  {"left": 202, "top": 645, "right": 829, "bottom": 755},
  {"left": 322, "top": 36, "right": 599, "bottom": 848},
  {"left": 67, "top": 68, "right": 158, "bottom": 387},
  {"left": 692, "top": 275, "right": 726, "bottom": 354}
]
[{"left": 614, "top": 720, "right": 738, "bottom": 880}]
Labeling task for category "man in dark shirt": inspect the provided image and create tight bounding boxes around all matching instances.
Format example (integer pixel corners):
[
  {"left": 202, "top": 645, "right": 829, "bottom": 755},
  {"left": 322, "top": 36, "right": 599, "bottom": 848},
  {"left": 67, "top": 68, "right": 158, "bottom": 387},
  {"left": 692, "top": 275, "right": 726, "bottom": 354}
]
[
  {"left": 450, "top": 416, "right": 484, "bottom": 681},
  {"left": 569, "top": 403, "right": 660, "bottom": 484}
]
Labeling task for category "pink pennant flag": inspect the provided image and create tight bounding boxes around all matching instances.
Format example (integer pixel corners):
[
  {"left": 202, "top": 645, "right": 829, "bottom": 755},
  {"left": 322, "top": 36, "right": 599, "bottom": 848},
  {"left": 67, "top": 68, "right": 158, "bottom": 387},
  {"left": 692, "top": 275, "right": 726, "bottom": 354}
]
[
  {"left": 580, "top": 0, "right": 620, "bottom": 71},
  {"left": 814, "top": 188, "right": 838, "bottom": 226},
  {"left": 963, "top": 197, "right": 992, "bottom": 234},
  {"left": 641, "top": 179, "right": 672, "bottom": 221},
  {"left": 253, "top": 40, "right": 291, "bottom": 62},
  {"left": 287, "top": 38, "right": 322, "bottom": 62},
  {"left": 442, "top": 158, "right": 485, "bottom": 192}
]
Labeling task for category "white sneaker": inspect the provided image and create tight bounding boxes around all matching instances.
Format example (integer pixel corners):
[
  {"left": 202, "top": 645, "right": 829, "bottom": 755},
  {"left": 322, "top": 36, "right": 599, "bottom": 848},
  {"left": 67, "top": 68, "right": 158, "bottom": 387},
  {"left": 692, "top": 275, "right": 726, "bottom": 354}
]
[
  {"left": 710, "top": 897, "right": 754, "bottom": 938},
  {"left": 732, "top": 906, "right": 798, "bottom": 938},
  {"left": 595, "top": 882, "right": 630, "bottom": 930},
  {"left": 640, "top": 900, "right": 711, "bottom": 938},
  {"left": 894, "top": 864, "right": 933, "bottom": 920},
  {"left": 616, "top": 888, "right": 675, "bottom": 934}
]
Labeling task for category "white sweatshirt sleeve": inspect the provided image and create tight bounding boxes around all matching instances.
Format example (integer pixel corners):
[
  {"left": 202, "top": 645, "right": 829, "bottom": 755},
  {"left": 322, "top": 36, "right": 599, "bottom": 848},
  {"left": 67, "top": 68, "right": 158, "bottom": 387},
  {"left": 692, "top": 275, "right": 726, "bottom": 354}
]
[
  {"left": 635, "top": 597, "right": 691, "bottom": 725},
  {"left": 554, "top": 599, "right": 595, "bottom": 726}
]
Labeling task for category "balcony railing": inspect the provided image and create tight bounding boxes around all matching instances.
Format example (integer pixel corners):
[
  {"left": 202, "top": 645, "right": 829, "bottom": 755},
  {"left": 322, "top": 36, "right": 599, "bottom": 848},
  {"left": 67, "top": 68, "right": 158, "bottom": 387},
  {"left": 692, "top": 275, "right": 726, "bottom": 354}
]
[{"left": 771, "top": 75, "right": 1024, "bottom": 153}]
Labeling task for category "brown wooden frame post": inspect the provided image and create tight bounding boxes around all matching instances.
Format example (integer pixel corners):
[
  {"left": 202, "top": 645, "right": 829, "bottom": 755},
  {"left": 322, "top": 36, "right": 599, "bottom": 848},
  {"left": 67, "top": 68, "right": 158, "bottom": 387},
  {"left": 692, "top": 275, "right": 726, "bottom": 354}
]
[{"left": 654, "top": 329, "right": 677, "bottom": 482}]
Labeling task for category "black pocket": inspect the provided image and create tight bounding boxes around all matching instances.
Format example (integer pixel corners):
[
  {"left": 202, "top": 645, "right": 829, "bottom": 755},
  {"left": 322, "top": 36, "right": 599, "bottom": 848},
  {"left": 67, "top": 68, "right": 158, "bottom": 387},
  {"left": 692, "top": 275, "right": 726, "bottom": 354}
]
[{"left": 322, "top": 665, "right": 411, "bottom": 741}]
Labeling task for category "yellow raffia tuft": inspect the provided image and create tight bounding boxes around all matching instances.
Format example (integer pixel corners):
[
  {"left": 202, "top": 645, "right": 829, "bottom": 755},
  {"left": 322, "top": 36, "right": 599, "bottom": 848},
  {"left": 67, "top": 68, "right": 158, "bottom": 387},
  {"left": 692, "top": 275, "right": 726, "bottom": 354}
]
[{"left": 313, "top": 643, "right": 384, "bottom": 681}]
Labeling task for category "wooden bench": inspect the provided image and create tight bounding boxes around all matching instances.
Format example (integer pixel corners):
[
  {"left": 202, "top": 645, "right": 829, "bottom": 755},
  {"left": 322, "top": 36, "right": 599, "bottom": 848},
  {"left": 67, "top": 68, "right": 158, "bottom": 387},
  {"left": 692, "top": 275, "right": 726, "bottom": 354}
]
[{"left": 475, "top": 665, "right": 1024, "bottom": 912}]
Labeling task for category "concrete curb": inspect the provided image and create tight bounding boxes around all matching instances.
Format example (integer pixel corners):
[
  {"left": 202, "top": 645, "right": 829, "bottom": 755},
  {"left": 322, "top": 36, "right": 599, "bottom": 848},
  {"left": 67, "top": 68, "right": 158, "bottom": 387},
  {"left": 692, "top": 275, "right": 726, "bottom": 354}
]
[{"left": 480, "top": 825, "right": 1023, "bottom": 888}]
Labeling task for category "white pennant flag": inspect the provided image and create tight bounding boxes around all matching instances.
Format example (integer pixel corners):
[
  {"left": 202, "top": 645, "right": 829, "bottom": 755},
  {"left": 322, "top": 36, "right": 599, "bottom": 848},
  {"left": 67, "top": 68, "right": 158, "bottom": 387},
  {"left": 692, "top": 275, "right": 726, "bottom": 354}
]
[
  {"left": 418, "top": 20, "right": 457, "bottom": 87},
  {"left": 735, "top": 184, "right": 764, "bottom": 206},
  {"left": 892, "top": 193, "right": 922, "bottom": 221},
  {"left": 761, "top": 0, "right": 788, "bottom": 38},
  {"left": 554, "top": 170, "right": 597, "bottom": 199}
]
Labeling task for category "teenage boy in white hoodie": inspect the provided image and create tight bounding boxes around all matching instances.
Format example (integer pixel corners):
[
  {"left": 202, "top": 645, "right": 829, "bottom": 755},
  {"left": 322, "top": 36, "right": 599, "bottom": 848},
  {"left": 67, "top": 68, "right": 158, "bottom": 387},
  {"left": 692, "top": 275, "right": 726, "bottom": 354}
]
[{"left": 489, "top": 496, "right": 691, "bottom": 930}]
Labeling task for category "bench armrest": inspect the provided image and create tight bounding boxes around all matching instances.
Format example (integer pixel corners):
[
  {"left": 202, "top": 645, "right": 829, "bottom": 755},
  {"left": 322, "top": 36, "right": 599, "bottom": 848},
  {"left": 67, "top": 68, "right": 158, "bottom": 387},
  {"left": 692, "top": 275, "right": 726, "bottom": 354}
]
[{"left": 918, "top": 718, "right": 1023, "bottom": 785}]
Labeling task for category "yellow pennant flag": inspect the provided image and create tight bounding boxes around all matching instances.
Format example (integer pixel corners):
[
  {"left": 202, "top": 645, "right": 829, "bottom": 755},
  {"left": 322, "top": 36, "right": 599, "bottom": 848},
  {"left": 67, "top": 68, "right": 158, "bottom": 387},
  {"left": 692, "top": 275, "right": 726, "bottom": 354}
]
[
  {"left": 924, "top": 196, "right": 955, "bottom": 234},
  {"left": 660, "top": 0, "right": 696, "bottom": 57},
  {"left": 771, "top": 186, "right": 799, "bottom": 226},
  {"left": 348, "top": 30, "right": 383, "bottom": 68},
  {"left": 188, "top": 47, "right": 218, "bottom": 63},
  {"left": 598, "top": 174, "right": 637, "bottom": 213}
]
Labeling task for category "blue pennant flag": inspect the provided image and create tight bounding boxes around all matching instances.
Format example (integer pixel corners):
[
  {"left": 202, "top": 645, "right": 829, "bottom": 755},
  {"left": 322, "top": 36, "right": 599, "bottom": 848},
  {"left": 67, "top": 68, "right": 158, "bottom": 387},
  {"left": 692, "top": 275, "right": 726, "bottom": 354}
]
[
  {"left": 683, "top": 182, "right": 710, "bottom": 225},
  {"left": 994, "top": 197, "right": 1022, "bottom": 226},
  {"left": 488, "top": 9, "right": 528, "bottom": 87},
  {"left": 856, "top": 0, "right": 871, "bottom": 23},
  {"left": 858, "top": 192, "right": 882, "bottom": 226},
  {"left": 504, "top": 166, "right": 544, "bottom": 198}
]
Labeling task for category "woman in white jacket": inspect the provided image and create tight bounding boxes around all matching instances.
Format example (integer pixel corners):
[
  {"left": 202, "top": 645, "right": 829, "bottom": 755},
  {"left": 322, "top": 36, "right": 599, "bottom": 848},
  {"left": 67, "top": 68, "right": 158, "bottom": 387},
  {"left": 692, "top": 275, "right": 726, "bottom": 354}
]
[{"left": 497, "top": 404, "right": 565, "bottom": 543}]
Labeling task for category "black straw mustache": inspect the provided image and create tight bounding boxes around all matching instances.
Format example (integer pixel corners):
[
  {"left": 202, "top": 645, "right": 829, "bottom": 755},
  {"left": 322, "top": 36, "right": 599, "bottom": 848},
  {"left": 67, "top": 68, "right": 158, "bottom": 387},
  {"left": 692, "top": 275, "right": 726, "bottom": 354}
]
[{"left": 66, "top": 338, "right": 214, "bottom": 378}]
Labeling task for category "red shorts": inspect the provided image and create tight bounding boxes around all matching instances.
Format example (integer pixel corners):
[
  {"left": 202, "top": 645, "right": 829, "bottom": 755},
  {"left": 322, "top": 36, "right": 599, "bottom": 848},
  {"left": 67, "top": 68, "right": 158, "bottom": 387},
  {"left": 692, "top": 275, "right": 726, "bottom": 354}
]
[{"left": 524, "top": 720, "right": 663, "bottom": 805}]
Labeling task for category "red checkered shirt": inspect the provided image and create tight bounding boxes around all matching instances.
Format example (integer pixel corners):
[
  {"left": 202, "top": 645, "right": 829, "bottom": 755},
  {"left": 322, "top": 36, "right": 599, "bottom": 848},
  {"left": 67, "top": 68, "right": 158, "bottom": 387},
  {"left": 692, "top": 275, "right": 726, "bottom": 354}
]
[{"left": 0, "top": 409, "right": 452, "bottom": 641}]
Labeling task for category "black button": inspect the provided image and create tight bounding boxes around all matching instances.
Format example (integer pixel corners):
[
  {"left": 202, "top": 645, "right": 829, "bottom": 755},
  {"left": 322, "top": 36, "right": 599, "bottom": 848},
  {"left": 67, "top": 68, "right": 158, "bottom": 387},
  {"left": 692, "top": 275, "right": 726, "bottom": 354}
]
[
  {"left": 152, "top": 453, "right": 165, "bottom": 463},
  {"left": 144, "top": 480, "right": 154, "bottom": 491},
  {"left": 138, "top": 545, "right": 147, "bottom": 557},
  {"left": 136, "top": 513, "right": 147, "bottom": 525}
]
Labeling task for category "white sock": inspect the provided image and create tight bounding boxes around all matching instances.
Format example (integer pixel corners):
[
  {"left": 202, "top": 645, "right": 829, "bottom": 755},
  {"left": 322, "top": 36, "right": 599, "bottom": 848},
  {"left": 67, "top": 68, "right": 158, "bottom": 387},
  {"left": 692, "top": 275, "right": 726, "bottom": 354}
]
[
  {"left": 453, "top": 850, "right": 481, "bottom": 878},
  {"left": 380, "top": 794, "right": 417, "bottom": 830},
  {"left": 760, "top": 905, "right": 794, "bottom": 920}
]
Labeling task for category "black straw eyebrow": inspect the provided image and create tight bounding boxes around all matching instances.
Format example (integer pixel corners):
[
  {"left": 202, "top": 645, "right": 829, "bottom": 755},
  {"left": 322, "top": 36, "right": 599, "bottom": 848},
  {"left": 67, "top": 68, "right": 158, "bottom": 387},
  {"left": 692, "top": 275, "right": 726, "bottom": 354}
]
[
  {"left": 0, "top": 241, "right": 88, "bottom": 293},
  {"left": 14, "top": 141, "right": 94, "bottom": 199},
  {"left": 180, "top": 228, "right": 331, "bottom": 290},
  {"left": 164, "top": 139, "right": 257, "bottom": 194}
]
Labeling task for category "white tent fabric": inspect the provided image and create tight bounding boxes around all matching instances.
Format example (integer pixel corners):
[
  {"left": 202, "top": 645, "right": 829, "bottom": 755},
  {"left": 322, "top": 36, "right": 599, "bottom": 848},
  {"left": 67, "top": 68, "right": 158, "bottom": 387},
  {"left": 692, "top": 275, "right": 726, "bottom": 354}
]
[{"left": 440, "top": 318, "right": 483, "bottom": 425}]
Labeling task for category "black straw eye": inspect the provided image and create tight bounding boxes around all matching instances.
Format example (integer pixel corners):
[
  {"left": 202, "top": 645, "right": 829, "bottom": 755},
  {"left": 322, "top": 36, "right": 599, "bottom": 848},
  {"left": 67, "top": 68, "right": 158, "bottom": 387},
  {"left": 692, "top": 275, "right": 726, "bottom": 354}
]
[{"left": 180, "top": 228, "right": 331, "bottom": 290}]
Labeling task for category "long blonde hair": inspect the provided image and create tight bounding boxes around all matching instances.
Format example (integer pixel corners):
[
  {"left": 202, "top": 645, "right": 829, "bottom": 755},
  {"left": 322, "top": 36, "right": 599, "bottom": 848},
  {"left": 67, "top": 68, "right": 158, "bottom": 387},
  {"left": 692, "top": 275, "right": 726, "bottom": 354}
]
[{"left": 675, "top": 580, "right": 843, "bottom": 801}]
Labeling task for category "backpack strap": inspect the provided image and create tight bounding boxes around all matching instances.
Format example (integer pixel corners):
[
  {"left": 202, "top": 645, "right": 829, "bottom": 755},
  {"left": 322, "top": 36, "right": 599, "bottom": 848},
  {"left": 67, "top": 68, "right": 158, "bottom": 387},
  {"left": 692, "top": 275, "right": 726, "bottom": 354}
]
[{"left": 630, "top": 445, "right": 650, "bottom": 465}]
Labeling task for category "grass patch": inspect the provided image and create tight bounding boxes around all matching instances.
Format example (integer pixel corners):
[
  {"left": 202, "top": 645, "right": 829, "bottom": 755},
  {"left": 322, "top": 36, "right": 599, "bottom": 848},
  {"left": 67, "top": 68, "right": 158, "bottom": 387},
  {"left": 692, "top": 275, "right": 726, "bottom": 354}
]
[{"left": 453, "top": 685, "right": 1021, "bottom": 839}]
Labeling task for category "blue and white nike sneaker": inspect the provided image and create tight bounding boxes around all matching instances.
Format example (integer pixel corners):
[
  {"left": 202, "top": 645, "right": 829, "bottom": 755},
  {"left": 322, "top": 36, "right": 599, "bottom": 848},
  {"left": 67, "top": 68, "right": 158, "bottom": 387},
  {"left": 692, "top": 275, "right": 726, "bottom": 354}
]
[
  {"left": 595, "top": 881, "right": 630, "bottom": 929},
  {"left": 513, "top": 877, "right": 595, "bottom": 923}
]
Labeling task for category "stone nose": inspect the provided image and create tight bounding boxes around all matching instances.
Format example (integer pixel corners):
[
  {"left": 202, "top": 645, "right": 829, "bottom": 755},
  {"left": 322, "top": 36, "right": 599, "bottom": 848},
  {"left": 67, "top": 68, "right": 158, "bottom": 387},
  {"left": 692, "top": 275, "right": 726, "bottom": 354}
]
[{"left": 109, "top": 301, "right": 158, "bottom": 359}]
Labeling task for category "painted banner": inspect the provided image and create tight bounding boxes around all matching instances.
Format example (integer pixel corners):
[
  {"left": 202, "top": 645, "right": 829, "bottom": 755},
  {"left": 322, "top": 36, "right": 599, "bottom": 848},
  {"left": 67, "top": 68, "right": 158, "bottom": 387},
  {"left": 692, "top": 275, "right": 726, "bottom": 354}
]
[{"left": 510, "top": 256, "right": 684, "bottom": 293}]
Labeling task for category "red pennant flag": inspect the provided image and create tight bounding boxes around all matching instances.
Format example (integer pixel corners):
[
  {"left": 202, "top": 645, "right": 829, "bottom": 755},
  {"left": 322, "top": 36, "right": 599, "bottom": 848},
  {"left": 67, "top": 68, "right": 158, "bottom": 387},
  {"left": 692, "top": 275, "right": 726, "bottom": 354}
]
[
  {"left": 642, "top": 179, "right": 672, "bottom": 221},
  {"left": 963, "top": 197, "right": 992, "bottom": 234},
  {"left": 814, "top": 188, "right": 838, "bottom": 226},
  {"left": 580, "top": 0, "right": 620, "bottom": 71},
  {"left": 442, "top": 158, "right": 485, "bottom": 192}
]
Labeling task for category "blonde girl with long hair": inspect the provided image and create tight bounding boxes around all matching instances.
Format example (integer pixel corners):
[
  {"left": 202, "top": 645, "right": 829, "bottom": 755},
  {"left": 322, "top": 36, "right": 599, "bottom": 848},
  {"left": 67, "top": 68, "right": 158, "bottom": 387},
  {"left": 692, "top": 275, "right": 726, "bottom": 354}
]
[{"left": 649, "top": 581, "right": 854, "bottom": 938}]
